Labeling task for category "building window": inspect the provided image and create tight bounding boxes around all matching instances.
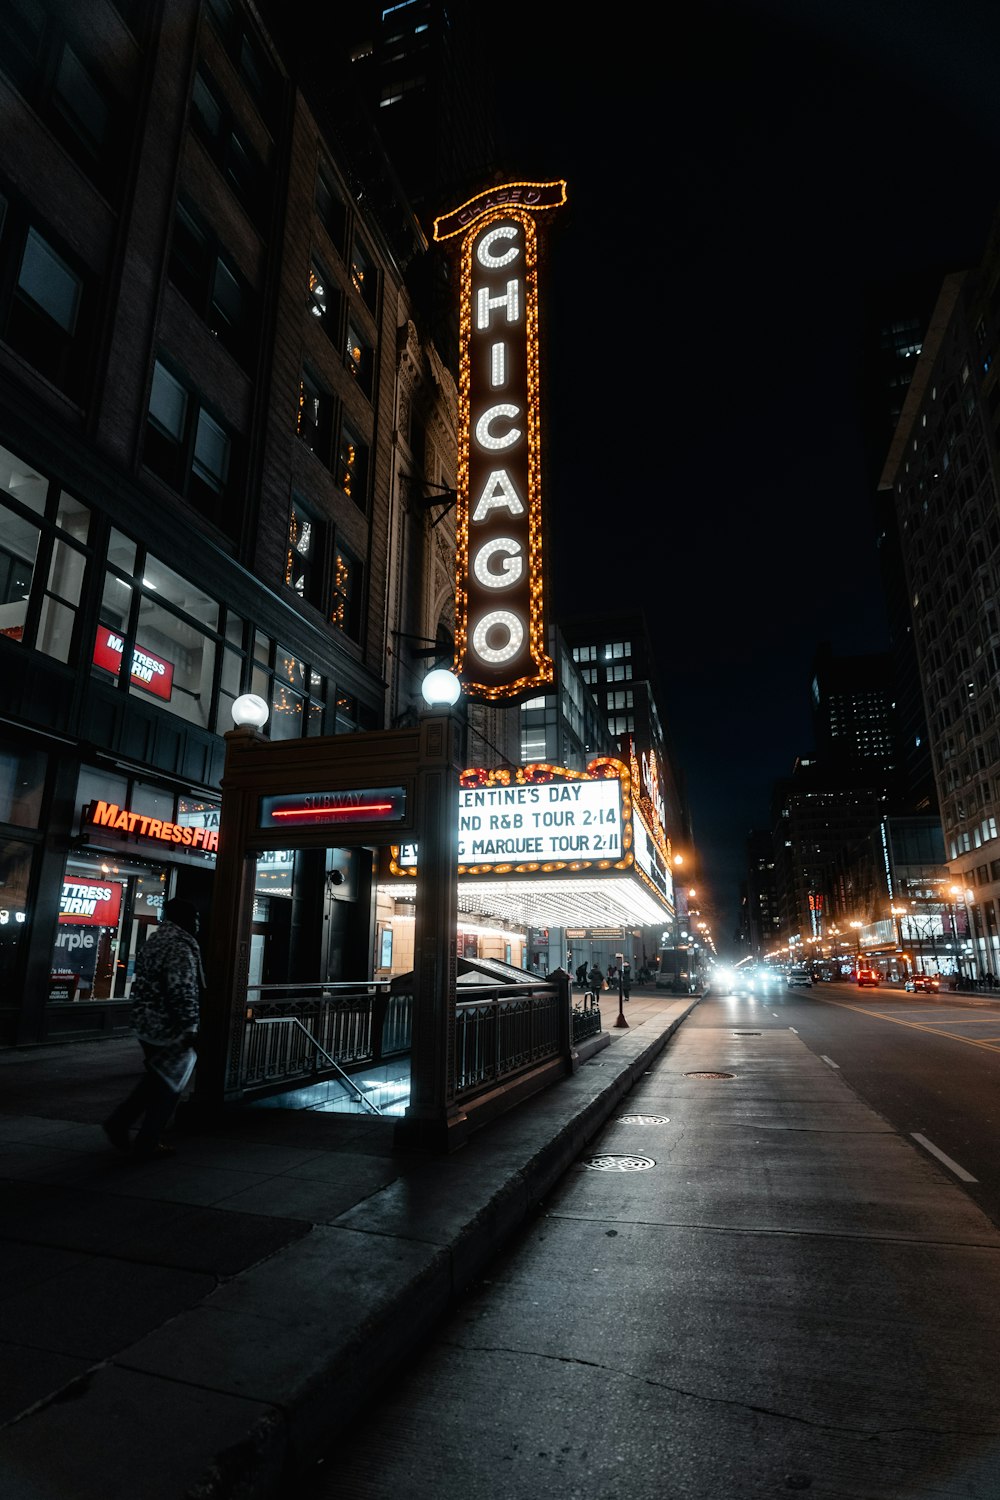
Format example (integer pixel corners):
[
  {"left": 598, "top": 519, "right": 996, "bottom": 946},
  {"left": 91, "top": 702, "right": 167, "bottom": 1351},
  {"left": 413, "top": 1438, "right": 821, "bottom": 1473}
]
[
  {"left": 189, "top": 67, "right": 270, "bottom": 227},
  {"left": 285, "top": 496, "right": 322, "bottom": 605},
  {"left": 144, "top": 360, "right": 235, "bottom": 524},
  {"left": 94, "top": 539, "right": 245, "bottom": 735},
  {"left": 296, "top": 367, "right": 335, "bottom": 467},
  {"left": 203, "top": 0, "right": 279, "bottom": 123},
  {"left": 0, "top": 442, "right": 90, "bottom": 664},
  {"left": 307, "top": 255, "right": 340, "bottom": 342},
  {"left": 0, "top": 8, "right": 126, "bottom": 195},
  {"left": 315, "top": 163, "right": 347, "bottom": 252},
  {"left": 350, "top": 238, "right": 377, "bottom": 311},
  {"left": 251, "top": 635, "right": 327, "bottom": 738},
  {"left": 0, "top": 201, "right": 91, "bottom": 397},
  {"left": 331, "top": 541, "right": 362, "bottom": 641},
  {"left": 169, "top": 200, "right": 256, "bottom": 367},
  {"left": 338, "top": 423, "right": 368, "bottom": 509},
  {"left": 346, "top": 320, "right": 374, "bottom": 397}
]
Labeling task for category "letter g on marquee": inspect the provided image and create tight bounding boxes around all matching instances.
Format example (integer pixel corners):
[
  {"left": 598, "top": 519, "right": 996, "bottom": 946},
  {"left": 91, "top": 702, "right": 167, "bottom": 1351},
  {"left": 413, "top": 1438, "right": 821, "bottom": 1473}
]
[
  {"left": 475, "top": 403, "right": 521, "bottom": 451},
  {"left": 473, "top": 537, "right": 523, "bottom": 588}
]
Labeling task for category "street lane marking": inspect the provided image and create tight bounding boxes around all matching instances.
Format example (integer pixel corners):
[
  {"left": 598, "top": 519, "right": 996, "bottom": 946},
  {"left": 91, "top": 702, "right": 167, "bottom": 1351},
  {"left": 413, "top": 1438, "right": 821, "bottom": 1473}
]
[
  {"left": 817, "top": 998, "right": 1000, "bottom": 1055},
  {"left": 788, "top": 1027, "right": 798, "bottom": 1033},
  {"left": 821, "top": 1055, "right": 839, "bottom": 1069},
  {"left": 911, "top": 1133, "right": 978, "bottom": 1183}
]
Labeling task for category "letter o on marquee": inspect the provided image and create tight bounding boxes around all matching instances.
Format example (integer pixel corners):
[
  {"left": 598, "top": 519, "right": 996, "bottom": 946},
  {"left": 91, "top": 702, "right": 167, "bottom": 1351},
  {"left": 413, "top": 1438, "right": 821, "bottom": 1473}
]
[
  {"left": 475, "top": 404, "right": 521, "bottom": 451},
  {"left": 473, "top": 537, "right": 523, "bottom": 588},
  {"left": 472, "top": 610, "right": 524, "bottom": 664}
]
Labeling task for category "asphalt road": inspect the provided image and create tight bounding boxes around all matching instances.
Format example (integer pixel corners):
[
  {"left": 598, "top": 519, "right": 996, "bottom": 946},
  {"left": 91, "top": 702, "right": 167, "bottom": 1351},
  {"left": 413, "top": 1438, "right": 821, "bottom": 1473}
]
[
  {"left": 723, "top": 979, "right": 1000, "bottom": 1232},
  {"left": 310, "top": 992, "right": 1000, "bottom": 1500}
]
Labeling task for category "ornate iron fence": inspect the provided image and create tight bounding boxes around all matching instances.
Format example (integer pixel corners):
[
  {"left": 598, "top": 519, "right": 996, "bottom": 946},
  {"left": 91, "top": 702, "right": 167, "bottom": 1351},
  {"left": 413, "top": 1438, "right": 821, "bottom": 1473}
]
[
  {"left": 571, "top": 989, "right": 602, "bottom": 1043},
  {"left": 239, "top": 977, "right": 571, "bottom": 1108},
  {"left": 240, "top": 982, "right": 413, "bottom": 1094},
  {"left": 454, "top": 982, "right": 565, "bottom": 1098}
]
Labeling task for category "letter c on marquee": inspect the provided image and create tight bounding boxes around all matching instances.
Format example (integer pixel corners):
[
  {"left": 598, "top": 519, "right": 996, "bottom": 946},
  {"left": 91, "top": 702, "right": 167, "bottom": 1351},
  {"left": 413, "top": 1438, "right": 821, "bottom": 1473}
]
[
  {"left": 476, "top": 224, "right": 520, "bottom": 268},
  {"left": 475, "top": 404, "right": 521, "bottom": 451}
]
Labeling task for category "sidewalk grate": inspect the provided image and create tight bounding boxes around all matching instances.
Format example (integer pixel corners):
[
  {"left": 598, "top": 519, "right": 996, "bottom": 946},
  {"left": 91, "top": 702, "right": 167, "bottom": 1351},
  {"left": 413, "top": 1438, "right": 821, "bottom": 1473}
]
[
  {"left": 732, "top": 1031, "right": 761, "bottom": 1036},
  {"left": 582, "top": 1153, "right": 656, "bottom": 1171},
  {"left": 685, "top": 1070, "right": 735, "bottom": 1079},
  {"left": 617, "top": 1114, "right": 670, "bottom": 1125}
]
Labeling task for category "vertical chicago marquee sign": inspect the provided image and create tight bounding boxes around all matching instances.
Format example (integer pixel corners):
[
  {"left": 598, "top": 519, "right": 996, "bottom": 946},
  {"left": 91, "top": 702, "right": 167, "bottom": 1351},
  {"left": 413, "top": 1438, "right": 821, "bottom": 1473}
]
[{"left": 434, "top": 181, "right": 567, "bottom": 700}]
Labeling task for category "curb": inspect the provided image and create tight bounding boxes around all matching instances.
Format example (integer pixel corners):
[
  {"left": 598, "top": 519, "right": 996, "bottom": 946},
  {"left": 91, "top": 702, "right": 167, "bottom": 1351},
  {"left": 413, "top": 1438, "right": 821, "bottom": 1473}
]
[{"left": 187, "top": 996, "right": 701, "bottom": 1498}]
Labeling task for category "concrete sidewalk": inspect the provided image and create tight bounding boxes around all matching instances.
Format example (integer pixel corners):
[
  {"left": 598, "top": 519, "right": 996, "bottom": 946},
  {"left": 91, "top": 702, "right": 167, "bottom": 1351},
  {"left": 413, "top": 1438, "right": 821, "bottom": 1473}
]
[{"left": 0, "top": 986, "right": 697, "bottom": 1499}]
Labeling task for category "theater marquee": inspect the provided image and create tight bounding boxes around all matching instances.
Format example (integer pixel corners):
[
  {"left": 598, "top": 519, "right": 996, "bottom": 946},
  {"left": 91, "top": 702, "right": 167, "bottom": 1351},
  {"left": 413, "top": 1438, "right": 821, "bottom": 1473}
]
[{"left": 434, "top": 181, "right": 567, "bottom": 701}]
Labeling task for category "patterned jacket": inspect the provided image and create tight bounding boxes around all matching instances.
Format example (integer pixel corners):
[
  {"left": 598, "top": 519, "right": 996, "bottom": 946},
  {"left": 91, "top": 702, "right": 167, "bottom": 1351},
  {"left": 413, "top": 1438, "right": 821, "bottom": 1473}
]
[{"left": 130, "top": 920, "right": 204, "bottom": 1045}]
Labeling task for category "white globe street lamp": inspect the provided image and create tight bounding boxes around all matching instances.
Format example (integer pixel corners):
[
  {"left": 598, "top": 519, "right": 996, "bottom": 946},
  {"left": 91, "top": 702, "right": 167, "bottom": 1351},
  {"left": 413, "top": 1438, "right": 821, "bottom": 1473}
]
[
  {"left": 421, "top": 668, "right": 462, "bottom": 709},
  {"left": 231, "top": 694, "right": 270, "bottom": 729}
]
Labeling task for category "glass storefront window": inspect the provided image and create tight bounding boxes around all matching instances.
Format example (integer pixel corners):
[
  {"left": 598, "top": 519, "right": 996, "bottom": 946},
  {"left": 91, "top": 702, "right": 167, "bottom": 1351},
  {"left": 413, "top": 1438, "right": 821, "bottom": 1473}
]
[
  {"left": 129, "top": 781, "right": 175, "bottom": 821},
  {"left": 129, "top": 595, "right": 215, "bottom": 728},
  {"left": 36, "top": 536, "right": 86, "bottom": 662},
  {"left": 0, "top": 443, "right": 47, "bottom": 516},
  {"left": 270, "top": 643, "right": 306, "bottom": 739},
  {"left": 76, "top": 766, "right": 128, "bottom": 831},
  {"left": 218, "top": 642, "right": 242, "bottom": 731},
  {"left": 108, "top": 529, "right": 136, "bottom": 574},
  {"left": 0, "top": 504, "right": 40, "bottom": 643},
  {"left": 0, "top": 743, "right": 46, "bottom": 826},
  {"left": 142, "top": 553, "right": 220, "bottom": 633},
  {"left": 54, "top": 489, "right": 90, "bottom": 541},
  {"left": 0, "top": 838, "right": 33, "bottom": 991}
]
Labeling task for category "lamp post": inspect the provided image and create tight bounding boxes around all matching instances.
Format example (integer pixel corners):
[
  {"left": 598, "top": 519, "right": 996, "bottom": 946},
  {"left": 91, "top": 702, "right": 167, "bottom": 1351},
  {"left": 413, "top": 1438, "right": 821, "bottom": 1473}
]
[
  {"left": 849, "top": 920, "right": 863, "bottom": 973},
  {"left": 890, "top": 906, "right": 909, "bottom": 981},
  {"left": 948, "top": 885, "right": 967, "bottom": 987},
  {"left": 395, "top": 668, "right": 466, "bottom": 1151}
]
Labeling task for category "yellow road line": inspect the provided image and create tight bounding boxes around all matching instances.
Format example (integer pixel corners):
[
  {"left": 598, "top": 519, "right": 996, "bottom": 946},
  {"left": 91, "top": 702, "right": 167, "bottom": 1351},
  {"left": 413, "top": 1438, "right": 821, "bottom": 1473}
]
[{"left": 817, "top": 997, "right": 1000, "bottom": 1054}]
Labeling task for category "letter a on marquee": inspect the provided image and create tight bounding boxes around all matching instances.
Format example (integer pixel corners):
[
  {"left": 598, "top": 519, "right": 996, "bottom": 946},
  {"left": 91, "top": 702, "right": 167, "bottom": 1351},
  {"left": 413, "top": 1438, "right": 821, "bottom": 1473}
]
[{"left": 472, "top": 469, "right": 525, "bottom": 521}]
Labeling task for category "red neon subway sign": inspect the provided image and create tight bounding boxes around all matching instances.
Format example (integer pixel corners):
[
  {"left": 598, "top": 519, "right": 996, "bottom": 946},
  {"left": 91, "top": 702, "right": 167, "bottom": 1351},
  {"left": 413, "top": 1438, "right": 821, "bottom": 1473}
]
[{"left": 259, "top": 788, "right": 407, "bottom": 829}]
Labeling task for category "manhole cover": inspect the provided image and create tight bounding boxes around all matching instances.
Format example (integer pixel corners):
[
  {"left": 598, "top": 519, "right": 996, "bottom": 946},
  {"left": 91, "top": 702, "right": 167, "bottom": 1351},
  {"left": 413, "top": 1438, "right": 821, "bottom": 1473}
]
[
  {"left": 684, "top": 1071, "right": 735, "bottom": 1079},
  {"left": 617, "top": 1114, "right": 670, "bottom": 1125},
  {"left": 732, "top": 1031, "right": 761, "bottom": 1036},
  {"left": 582, "top": 1154, "right": 656, "bottom": 1171}
]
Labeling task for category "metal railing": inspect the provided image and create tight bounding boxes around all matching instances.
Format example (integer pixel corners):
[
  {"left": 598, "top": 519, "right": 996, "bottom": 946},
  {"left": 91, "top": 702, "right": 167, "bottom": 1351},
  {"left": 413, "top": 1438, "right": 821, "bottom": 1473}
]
[
  {"left": 238, "top": 975, "right": 572, "bottom": 1109},
  {"left": 454, "top": 981, "right": 565, "bottom": 1099},
  {"left": 571, "top": 989, "right": 602, "bottom": 1042},
  {"left": 240, "top": 981, "right": 413, "bottom": 1096},
  {"left": 248, "top": 1015, "right": 384, "bottom": 1114}
]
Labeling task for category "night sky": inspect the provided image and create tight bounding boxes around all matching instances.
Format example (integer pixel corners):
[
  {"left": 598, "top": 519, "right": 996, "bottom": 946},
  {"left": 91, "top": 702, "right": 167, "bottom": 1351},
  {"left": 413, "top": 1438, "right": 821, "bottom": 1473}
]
[{"left": 494, "top": 0, "right": 1000, "bottom": 946}]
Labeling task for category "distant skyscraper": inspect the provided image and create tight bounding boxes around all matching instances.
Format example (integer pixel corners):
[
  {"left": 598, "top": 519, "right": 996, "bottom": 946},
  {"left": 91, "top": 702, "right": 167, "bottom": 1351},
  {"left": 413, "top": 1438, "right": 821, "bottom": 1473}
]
[
  {"left": 880, "top": 212, "right": 1000, "bottom": 979},
  {"left": 744, "top": 829, "right": 781, "bottom": 958},
  {"left": 863, "top": 277, "right": 946, "bottom": 816},
  {"left": 346, "top": 2, "right": 497, "bottom": 216},
  {"left": 558, "top": 612, "right": 694, "bottom": 864},
  {"left": 809, "top": 642, "right": 899, "bottom": 787}
]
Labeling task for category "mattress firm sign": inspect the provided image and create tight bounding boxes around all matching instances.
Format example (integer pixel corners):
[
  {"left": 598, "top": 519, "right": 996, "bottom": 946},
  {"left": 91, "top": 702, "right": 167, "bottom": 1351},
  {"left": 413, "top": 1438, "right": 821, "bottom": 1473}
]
[
  {"left": 399, "top": 775, "right": 622, "bottom": 868},
  {"left": 434, "top": 181, "right": 566, "bottom": 702}
]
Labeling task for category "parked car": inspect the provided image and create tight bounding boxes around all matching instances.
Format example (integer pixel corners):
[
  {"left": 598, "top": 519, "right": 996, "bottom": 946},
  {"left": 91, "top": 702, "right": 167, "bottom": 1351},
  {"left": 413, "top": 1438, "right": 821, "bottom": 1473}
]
[
  {"left": 787, "top": 965, "right": 813, "bottom": 988},
  {"left": 856, "top": 966, "right": 880, "bottom": 988},
  {"left": 904, "top": 974, "right": 940, "bottom": 993}
]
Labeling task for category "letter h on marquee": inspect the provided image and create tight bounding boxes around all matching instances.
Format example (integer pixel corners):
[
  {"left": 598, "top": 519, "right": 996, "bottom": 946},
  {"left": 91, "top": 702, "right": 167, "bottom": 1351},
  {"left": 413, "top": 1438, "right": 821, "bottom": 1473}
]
[{"left": 433, "top": 180, "right": 567, "bottom": 703}]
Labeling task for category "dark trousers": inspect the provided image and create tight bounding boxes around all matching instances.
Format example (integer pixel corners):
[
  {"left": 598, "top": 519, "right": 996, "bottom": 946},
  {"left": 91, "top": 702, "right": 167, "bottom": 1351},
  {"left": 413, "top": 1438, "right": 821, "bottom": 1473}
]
[{"left": 105, "top": 1043, "right": 181, "bottom": 1146}]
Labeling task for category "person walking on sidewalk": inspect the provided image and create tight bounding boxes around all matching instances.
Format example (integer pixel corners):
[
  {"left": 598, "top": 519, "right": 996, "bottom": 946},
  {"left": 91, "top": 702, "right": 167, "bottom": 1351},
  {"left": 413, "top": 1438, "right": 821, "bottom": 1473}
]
[{"left": 103, "top": 897, "right": 204, "bottom": 1160}]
